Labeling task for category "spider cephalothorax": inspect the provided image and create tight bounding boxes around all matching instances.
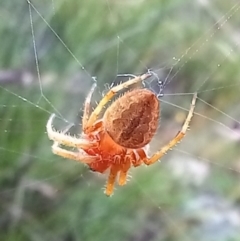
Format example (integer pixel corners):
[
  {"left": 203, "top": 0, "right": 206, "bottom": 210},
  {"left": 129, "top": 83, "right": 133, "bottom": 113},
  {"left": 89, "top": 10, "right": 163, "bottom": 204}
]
[{"left": 47, "top": 72, "right": 197, "bottom": 196}]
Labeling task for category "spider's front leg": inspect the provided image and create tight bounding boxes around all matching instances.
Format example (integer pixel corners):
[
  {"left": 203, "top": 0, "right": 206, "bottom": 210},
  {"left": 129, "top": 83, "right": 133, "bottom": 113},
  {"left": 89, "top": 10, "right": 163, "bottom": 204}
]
[
  {"left": 82, "top": 82, "right": 97, "bottom": 130},
  {"left": 47, "top": 114, "right": 98, "bottom": 149},
  {"left": 47, "top": 114, "right": 99, "bottom": 164},
  {"left": 51, "top": 142, "right": 98, "bottom": 164},
  {"left": 84, "top": 72, "right": 152, "bottom": 133}
]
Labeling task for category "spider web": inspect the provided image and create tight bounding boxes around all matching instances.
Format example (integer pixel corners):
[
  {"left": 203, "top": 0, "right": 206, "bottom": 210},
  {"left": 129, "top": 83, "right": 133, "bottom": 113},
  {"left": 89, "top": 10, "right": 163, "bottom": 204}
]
[{"left": 1, "top": 0, "right": 240, "bottom": 241}]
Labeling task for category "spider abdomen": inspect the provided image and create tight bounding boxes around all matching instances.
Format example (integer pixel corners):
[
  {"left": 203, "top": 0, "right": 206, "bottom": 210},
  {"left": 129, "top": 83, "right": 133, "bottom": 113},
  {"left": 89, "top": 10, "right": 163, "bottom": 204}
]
[{"left": 103, "top": 89, "right": 160, "bottom": 149}]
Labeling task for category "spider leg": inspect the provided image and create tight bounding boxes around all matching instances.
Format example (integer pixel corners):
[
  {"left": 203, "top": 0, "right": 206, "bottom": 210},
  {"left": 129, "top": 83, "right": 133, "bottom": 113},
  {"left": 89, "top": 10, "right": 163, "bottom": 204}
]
[
  {"left": 132, "top": 149, "right": 148, "bottom": 167},
  {"left": 47, "top": 114, "right": 98, "bottom": 149},
  {"left": 105, "top": 165, "right": 119, "bottom": 196},
  {"left": 118, "top": 158, "right": 131, "bottom": 186},
  {"left": 144, "top": 93, "right": 197, "bottom": 166},
  {"left": 82, "top": 83, "right": 97, "bottom": 130},
  {"left": 84, "top": 72, "right": 152, "bottom": 133},
  {"left": 51, "top": 142, "right": 98, "bottom": 164}
]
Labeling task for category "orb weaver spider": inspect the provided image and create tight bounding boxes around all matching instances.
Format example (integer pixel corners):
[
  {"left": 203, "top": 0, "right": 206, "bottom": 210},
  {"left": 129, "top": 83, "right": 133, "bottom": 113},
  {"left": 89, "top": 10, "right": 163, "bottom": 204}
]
[{"left": 46, "top": 72, "right": 197, "bottom": 196}]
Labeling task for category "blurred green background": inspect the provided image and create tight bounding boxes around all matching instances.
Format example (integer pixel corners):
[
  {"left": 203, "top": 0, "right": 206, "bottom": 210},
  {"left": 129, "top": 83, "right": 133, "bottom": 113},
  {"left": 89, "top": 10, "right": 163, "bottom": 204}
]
[{"left": 1, "top": 0, "right": 240, "bottom": 240}]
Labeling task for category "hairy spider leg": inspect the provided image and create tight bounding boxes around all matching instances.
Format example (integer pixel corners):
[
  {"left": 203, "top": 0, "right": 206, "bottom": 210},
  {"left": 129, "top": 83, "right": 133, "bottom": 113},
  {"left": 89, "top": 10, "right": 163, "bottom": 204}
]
[
  {"left": 47, "top": 114, "right": 98, "bottom": 149},
  {"left": 144, "top": 93, "right": 197, "bottom": 165},
  {"left": 51, "top": 142, "right": 98, "bottom": 164},
  {"left": 132, "top": 149, "right": 148, "bottom": 167},
  {"left": 105, "top": 154, "right": 133, "bottom": 196},
  {"left": 84, "top": 72, "right": 152, "bottom": 133},
  {"left": 105, "top": 151, "right": 145, "bottom": 196},
  {"left": 118, "top": 157, "right": 131, "bottom": 186},
  {"left": 47, "top": 115, "right": 98, "bottom": 163},
  {"left": 105, "top": 165, "right": 120, "bottom": 196},
  {"left": 117, "top": 149, "right": 148, "bottom": 187},
  {"left": 82, "top": 83, "right": 97, "bottom": 130}
]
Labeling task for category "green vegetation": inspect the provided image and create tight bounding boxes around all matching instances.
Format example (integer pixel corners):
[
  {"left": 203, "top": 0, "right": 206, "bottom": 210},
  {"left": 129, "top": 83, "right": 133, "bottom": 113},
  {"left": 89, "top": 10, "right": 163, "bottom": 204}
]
[{"left": 0, "top": 0, "right": 240, "bottom": 240}]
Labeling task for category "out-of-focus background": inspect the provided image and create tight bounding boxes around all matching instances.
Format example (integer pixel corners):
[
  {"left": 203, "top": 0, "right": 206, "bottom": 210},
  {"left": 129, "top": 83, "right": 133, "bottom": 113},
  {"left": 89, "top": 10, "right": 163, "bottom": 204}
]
[{"left": 1, "top": 0, "right": 240, "bottom": 240}]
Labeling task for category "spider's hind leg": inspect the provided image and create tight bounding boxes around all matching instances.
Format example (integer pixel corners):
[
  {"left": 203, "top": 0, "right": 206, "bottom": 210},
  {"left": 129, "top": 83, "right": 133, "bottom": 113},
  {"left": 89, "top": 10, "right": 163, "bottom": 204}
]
[{"left": 144, "top": 92, "right": 197, "bottom": 166}]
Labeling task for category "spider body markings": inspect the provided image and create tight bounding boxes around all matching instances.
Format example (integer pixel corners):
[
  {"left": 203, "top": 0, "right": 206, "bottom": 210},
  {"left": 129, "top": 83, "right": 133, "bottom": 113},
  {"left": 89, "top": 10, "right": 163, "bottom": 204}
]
[
  {"left": 47, "top": 72, "right": 197, "bottom": 196},
  {"left": 104, "top": 88, "right": 159, "bottom": 149}
]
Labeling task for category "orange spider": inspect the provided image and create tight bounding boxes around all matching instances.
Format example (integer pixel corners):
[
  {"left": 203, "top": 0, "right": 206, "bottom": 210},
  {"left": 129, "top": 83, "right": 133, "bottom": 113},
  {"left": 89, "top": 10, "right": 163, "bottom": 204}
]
[{"left": 46, "top": 72, "right": 197, "bottom": 196}]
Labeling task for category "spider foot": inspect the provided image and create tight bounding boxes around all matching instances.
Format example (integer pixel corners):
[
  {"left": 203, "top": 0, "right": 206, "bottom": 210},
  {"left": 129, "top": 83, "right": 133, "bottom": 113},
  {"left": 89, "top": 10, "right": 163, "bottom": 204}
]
[{"left": 104, "top": 184, "right": 115, "bottom": 197}]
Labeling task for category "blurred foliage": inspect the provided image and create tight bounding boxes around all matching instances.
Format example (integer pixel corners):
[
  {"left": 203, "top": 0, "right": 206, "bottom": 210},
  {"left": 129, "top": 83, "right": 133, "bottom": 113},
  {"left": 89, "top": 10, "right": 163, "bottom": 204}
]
[{"left": 0, "top": 0, "right": 240, "bottom": 241}]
